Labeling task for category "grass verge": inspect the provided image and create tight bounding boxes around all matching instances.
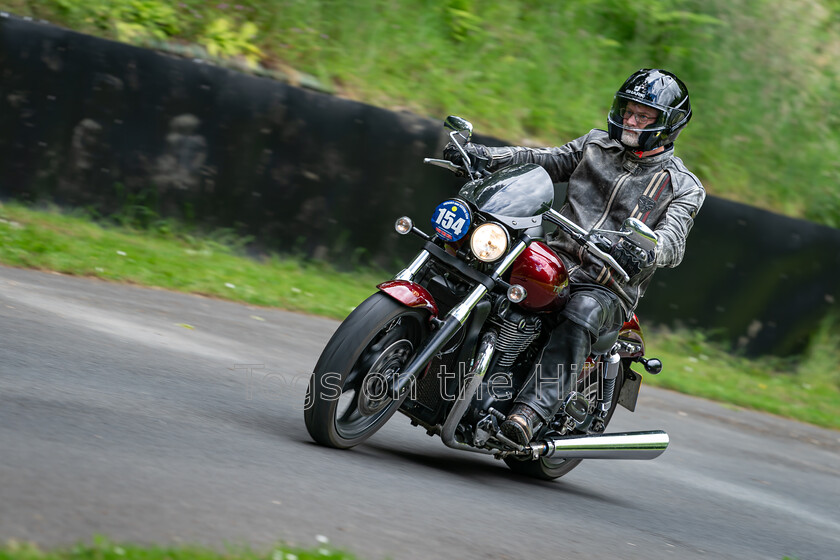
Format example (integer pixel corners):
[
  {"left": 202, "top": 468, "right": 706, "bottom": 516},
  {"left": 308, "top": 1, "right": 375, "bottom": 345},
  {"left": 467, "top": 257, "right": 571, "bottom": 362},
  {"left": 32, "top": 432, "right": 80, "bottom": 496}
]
[
  {"left": 0, "top": 202, "right": 377, "bottom": 320},
  {"left": 1, "top": 201, "right": 838, "bottom": 430},
  {"left": 642, "top": 328, "right": 840, "bottom": 430},
  {"left": 0, "top": 537, "right": 358, "bottom": 560}
]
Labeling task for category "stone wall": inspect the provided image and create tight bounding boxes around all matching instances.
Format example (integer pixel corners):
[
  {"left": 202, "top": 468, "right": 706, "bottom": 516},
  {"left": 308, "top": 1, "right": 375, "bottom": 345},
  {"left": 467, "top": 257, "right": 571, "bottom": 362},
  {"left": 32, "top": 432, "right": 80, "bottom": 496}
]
[{"left": 2, "top": 14, "right": 838, "bottom": 355}]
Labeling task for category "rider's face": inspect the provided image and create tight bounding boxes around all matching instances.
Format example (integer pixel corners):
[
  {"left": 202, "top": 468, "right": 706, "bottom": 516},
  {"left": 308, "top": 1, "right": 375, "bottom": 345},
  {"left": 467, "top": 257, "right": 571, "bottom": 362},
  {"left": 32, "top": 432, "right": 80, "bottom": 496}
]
[
  {"left": 621, "top": 102, "right": 660, "bottom": 148},
  {"left": 622, "top": 102, "right": 659, "bottom": 127}
]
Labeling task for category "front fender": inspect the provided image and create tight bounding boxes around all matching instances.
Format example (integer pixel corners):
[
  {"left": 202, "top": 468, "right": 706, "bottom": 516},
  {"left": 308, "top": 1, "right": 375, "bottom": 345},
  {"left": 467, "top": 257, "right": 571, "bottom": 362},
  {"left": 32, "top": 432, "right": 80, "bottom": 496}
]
[{"left": 377, "top": 280, "right": 438, "bottom": 319}]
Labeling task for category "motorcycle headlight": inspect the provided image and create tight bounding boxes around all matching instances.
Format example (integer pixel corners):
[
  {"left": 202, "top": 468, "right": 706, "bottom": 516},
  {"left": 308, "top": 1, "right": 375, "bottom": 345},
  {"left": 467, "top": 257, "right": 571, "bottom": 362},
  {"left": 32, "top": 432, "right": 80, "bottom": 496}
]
[{"left": 470, "top": 222, "right": 509, "bottom": 262}]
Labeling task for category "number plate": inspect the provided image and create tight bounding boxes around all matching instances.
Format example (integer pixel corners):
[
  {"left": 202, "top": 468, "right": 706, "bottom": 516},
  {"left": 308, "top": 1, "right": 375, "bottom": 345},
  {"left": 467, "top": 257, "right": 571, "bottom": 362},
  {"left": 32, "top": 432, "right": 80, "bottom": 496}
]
[{"left": 431, "top": 199, "right": 472, "bottom": 242}]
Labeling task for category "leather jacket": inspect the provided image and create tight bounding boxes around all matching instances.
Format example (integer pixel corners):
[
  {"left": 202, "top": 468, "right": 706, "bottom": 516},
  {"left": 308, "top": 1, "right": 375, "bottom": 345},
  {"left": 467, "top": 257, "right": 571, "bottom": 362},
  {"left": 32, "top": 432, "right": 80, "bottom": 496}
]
[{"left": 481, "top": 129, "right": 706, "bottom": 314}]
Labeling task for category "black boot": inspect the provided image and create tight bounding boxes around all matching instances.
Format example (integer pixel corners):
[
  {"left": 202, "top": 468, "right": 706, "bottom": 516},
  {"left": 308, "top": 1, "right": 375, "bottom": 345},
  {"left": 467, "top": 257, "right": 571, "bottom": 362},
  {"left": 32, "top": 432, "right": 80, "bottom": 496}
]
[
  {"left": 505, "top": 320, "right": 592, "bottom": 435},
  {"left": 500, "top": 403, "right": 542, "bottom": 446}
]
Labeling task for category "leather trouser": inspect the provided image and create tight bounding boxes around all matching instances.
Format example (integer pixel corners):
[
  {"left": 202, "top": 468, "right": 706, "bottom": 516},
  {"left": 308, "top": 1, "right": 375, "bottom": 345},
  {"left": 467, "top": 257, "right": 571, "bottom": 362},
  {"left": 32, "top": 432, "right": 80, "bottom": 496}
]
[{"left": 513, "top": 285, "right": 624, "bottom": 422}]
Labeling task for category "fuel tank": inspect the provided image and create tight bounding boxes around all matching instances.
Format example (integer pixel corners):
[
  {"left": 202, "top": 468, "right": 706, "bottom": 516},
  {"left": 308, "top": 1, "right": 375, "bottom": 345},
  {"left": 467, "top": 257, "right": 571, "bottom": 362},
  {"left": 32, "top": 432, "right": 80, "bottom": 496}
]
[{"left": 509, "top": 241, "right": 569, "bottom": 312}]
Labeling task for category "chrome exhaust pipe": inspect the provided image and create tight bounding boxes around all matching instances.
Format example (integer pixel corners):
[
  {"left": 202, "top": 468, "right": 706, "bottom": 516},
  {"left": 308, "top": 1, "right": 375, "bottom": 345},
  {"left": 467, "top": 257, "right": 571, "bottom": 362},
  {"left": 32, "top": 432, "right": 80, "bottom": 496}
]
[
  {"left": 533, "top": 430, "right": 669, "bottom": 460},
  {"left": 440, "top": 331, "right": 497, "bottom": 456}
]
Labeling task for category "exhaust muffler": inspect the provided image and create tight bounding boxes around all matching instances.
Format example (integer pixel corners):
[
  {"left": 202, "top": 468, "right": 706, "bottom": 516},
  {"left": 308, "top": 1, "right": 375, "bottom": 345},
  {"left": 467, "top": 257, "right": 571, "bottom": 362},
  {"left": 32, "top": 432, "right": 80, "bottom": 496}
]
[{"left": 532, "top": 430, "right": 669, "bottom": 460}]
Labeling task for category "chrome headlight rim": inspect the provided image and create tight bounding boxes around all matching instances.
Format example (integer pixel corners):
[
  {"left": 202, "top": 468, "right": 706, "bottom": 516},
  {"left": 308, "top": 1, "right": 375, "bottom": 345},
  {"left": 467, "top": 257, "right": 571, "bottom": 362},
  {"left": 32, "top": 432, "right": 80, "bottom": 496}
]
[{"left": 469, "top": 221, "right": 509, "bottom": 263}]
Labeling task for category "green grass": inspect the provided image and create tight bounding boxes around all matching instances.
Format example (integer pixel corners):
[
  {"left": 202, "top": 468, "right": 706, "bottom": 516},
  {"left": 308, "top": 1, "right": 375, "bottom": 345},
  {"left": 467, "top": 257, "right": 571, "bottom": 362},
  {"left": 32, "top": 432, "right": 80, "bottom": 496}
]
[
  {"left": 0, "top": 202, "right": 378, "bottom": 320},
  {"left": 1, "top": 201, "right": 838, "bottom": 430},
  {"left": 0, "top": 537, "right": 808, "bottom": 560},
  {"left": 0, "top": 537, "right": 359, "bottom": 560},
  {"left": 644, "top": 328, "right": 840, "bottom": 430}
]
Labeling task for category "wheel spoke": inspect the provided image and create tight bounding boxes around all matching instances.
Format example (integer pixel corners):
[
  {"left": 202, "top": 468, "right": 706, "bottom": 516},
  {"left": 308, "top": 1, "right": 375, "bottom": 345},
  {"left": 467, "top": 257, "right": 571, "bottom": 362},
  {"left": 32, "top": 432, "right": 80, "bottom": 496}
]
[
  {"left": 335, "top": 336, "right": 415, "bottom": 439},
  {"left": 340, "top": 406, "right": 364, "bottom": 425},
  {"left": 336, "top": 390, "right": 359, "bottom": 422},
  {"left": 343, "top": 366, "right": 365, "bottom": 390}
]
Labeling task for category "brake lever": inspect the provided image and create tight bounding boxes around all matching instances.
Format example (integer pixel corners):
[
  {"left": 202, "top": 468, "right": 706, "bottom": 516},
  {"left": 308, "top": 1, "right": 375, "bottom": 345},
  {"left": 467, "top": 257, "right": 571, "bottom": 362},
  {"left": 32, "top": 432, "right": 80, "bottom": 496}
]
[
  {"left": 423, "top": 158, "right": 464, "bottom": 175},
  {"left": 451, "top": 131, "right": 478, "bottom": 180},
  {"left": 587, "top": 231, "right": 613, "bottom": 253},
  {"left": 586, "top": 242, "right": 630, "bottom": 282}
]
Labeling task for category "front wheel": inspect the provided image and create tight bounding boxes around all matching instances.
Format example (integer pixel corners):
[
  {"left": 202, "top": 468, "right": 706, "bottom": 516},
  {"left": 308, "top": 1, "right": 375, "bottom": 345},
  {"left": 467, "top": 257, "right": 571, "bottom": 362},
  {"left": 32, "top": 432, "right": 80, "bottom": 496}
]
[
  {"left": 503, "top": 362, "right": 626, "bottom": 480},
  {"left": 304, "top": 293, "right": 430, "bottom": 449}
]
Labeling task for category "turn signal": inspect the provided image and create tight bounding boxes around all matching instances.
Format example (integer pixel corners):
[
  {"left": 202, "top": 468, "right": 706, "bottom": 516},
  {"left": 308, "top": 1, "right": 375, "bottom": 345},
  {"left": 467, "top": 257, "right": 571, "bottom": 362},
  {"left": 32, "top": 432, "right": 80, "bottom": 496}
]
[
  {"left": 507, "top": 284, "right": 527, "bottom": 303},
  {"left": 395, "top": 216, "right": 413, "bottom": 235}
]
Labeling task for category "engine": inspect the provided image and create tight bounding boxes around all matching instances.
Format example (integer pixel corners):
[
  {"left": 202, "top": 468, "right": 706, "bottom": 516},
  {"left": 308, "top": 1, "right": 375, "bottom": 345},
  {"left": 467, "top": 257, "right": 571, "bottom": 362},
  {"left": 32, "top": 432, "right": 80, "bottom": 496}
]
[{"left": 487, "top": 300, "right": 543, "bottom": 369}]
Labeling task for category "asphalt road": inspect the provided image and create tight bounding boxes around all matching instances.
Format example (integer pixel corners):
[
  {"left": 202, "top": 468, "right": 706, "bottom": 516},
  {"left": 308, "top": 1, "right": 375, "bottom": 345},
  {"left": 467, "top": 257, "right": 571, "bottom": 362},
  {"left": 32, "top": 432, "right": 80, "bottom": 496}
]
[{"left": 1, "top": 265, "right": 838, "bottom": 560}]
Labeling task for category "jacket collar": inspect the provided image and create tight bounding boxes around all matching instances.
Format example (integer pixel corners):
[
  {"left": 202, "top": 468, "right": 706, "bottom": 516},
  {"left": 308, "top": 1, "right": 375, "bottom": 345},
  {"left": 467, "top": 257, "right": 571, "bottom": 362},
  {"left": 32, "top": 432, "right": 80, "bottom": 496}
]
[{"left": 622, "top": 144, "right": 674, "bottom": 171}]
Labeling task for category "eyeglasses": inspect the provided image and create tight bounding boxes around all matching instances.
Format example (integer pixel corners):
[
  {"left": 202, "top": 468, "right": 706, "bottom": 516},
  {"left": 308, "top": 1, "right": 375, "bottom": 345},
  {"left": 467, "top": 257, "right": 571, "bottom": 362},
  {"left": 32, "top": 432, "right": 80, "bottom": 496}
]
[{"left": 619, "top": 108, "right": 658, "bottom": 125}]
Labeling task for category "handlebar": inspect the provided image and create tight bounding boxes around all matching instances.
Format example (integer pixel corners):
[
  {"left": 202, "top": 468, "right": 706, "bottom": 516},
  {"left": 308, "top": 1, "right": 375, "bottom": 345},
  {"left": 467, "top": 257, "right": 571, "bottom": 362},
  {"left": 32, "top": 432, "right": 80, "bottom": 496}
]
[
  {"left": 418, "top": 164, "right": 632, "bottom": 281},
  {"left": 424, "top": 116, "right": 632, "bottom": 282},
  {"left": 425, "top": 129, "right": 490, "bottom": 180},
  {"left": 543, "top": 208, "right": 631, "bottom": 282}
]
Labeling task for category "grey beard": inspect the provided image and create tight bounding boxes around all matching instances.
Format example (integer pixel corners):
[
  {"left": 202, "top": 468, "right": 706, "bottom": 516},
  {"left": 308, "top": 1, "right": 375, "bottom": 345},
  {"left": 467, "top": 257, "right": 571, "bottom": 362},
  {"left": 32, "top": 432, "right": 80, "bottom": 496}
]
[{"left": 621, "top": 129, "right": 640, "bottom": 147}]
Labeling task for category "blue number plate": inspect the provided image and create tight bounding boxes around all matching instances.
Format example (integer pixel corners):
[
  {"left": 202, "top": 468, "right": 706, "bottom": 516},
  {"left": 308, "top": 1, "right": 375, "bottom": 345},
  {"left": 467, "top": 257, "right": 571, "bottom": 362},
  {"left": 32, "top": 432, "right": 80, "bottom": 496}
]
[{"left": 431, "top": 199, "right": 472, "bottom": 242}]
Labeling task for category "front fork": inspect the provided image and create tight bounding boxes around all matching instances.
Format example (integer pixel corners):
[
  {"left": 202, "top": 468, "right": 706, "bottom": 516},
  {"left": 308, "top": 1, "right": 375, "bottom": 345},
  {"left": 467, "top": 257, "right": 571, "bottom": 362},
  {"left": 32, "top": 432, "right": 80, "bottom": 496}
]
[
  {"left": 386, "top": 240, "right": 529, "bottom": 396},
  {"left": 393, "top": 249, "right": 432, "bottom": 282}
]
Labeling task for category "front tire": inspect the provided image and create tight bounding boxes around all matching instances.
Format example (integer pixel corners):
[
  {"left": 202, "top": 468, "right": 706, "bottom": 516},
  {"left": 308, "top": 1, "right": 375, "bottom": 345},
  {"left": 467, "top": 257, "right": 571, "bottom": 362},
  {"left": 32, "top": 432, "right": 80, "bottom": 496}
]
[{"left": 304, "top": 293, "right": 430, "bottom": 449}]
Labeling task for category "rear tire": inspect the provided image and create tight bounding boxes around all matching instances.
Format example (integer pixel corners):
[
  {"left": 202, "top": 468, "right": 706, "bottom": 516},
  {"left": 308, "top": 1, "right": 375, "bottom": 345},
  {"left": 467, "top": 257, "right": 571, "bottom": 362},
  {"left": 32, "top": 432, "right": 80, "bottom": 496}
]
[
  {"left": 503, "top": 363, "right": 626, "bottom": 480},
  {"left": 304, "top": 293, "right": 429, "bottom": 449}
]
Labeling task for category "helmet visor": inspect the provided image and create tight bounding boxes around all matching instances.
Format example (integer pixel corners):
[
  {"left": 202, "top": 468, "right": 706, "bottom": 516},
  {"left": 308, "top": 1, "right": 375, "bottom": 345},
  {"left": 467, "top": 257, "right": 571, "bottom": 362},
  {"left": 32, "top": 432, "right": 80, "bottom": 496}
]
[{"left": 608, "top": 96, "right": 668, "bottom": 132}]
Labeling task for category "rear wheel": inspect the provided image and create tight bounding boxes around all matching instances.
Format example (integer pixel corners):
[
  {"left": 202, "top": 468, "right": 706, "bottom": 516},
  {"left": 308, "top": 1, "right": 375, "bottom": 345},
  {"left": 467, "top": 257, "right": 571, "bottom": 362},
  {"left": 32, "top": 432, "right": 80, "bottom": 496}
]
[
  {"left": 305, "top": 293, "right": 430, "bottom": 449},
  {"left": 503, "top": 362, "right": 626, "bottom": 480}
]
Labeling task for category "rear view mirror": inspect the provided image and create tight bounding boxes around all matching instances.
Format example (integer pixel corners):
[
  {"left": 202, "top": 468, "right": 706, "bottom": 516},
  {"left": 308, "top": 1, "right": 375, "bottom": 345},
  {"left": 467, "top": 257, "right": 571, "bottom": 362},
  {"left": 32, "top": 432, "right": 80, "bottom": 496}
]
[
  {"left": 621, "top": 217, "right": 658, "bottom": 251},
  {"left": 444, "top": 116, "right": 473, "bottom": 141}
]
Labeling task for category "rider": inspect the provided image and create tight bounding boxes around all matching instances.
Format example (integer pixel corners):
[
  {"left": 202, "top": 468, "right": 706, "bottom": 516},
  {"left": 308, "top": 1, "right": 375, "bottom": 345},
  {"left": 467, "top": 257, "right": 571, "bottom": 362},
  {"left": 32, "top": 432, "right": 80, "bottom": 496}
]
[{"left": 443, "top": 68, "right": 706, "bottom": 445}]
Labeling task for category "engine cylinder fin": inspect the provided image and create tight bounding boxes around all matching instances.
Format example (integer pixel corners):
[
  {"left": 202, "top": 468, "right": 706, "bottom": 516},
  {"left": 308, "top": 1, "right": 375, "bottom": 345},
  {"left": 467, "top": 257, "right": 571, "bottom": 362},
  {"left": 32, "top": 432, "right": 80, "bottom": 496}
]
[{"left": 491, "top": 315, "right": 541, "bottom": 368}]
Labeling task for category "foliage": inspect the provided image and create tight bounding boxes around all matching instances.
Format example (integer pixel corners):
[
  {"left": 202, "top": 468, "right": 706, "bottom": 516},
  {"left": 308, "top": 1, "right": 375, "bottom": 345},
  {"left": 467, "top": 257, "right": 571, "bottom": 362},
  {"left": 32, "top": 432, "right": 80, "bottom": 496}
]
[
  {"left": 445, "top": 0, "right": 483, "bottom": 42},
  {"left": 35, "top": 0, "right": 262, "bottom": 65},
  {"left": 51, "top": 0, "right": 180, "bottom": 41},
  {"left": 3, "top": 0, "right": 840, "bottom": 225},
  {"left": 201, "top": 17, "right": 263, "bottom": 68},
  {"left": 114, "top": 0, "right": 180, "bottom": 42}
]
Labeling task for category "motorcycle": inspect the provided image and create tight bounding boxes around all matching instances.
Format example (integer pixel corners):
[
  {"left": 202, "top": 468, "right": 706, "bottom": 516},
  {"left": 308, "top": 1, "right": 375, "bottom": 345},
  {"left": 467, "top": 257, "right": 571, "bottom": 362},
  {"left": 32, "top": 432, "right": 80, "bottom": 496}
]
[{"left": 304, "top": 116, "right": 669, "bottom": 480}]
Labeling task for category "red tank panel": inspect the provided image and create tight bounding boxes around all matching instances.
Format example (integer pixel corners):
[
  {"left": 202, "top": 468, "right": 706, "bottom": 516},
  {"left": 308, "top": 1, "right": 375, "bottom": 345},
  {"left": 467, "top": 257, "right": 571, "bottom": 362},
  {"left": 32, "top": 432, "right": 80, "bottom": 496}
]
[
  {"left": 509, "top": 241, "right": 570, "bottom": 312},
  {"left": 622, "top": 314, "right": 642, "bottom": 333},
  {"left": 618, "top": 313, "right": 646, "bottom": 358}
]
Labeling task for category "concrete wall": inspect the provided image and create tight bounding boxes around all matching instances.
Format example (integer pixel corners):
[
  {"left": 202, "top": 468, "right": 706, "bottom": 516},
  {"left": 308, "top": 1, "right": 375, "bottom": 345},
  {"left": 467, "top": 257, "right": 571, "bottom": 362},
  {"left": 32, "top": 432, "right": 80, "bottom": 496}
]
[{"left": 2, "top": 14, "right": 838, "bottom": 356}]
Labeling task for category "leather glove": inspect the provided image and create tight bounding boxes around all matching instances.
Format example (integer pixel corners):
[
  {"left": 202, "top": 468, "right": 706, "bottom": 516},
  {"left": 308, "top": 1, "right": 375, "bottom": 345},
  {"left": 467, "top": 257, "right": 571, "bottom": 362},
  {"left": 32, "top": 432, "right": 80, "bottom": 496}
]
[
  {"left": 443, "top": 141, "right": 489, "bottom": 167},
  {"left": 609, "top": 239, "right": 656, "bottom": 280}
]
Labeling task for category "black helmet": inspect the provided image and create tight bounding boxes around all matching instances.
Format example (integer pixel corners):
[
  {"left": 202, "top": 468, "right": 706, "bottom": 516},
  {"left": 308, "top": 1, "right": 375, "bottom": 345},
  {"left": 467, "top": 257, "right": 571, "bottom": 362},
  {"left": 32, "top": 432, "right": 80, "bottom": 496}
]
[{"left": 607, "top": 69, "right": 692, "bottom": 151}]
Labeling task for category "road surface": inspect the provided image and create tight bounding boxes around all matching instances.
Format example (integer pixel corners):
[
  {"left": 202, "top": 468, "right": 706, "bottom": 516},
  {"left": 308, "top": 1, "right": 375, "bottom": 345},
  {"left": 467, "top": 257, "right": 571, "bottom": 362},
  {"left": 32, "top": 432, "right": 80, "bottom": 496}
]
[{"left": 1, "top": 266, "right": 838, "bottom": 559}]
